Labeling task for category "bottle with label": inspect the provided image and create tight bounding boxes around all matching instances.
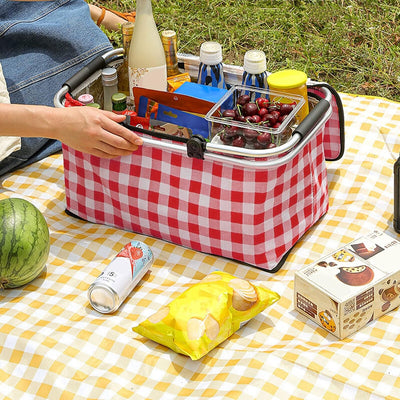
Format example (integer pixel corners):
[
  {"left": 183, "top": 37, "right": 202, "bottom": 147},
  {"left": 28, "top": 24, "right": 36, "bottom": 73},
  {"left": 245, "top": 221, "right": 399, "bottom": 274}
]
[
  {"left": 242, "top": 50, "right": 267, "bottom": 89},
  {"left": 112, "top": 92, "right": 127, "bottom": 114},
  {"left": 161, "top": 30, "right": 180, "bottom": 77},
  {"left": 118, "top": 22, "right": 135, "bottom": 97},
  {"left": 102, "top": 67, "right": 118, "bottom": 111},
  {"left": 197, "top": 41, "right": 226, "bottom": 89},
  {"left": 128, "top": 0, "right": 167, "bottom": 93}
]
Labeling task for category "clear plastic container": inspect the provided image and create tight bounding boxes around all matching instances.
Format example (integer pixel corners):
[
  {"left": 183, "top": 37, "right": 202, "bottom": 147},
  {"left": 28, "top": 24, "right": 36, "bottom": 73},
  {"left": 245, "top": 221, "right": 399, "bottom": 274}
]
[{"left": 205, "top": 85, "right": 305, "bottom": 149}]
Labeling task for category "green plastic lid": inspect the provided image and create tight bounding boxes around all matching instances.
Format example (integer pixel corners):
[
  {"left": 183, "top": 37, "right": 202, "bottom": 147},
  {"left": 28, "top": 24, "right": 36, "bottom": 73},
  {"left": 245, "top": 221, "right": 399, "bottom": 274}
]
[
  {"left": 86, "top": 102, "right": 101, "bottom": 109},
  {"left": 267, "top": 69, "right": 307, "bottom": 89},
  {"left": 111, "top": 92, "right": 127, "bottom": 104}
]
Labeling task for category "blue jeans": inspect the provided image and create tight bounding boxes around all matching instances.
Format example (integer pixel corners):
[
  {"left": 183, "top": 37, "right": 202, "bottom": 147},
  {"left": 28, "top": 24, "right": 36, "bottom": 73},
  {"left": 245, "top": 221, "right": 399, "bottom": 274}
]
[{"left": 0, "top": 0, "right": 113, "bottom": 176}]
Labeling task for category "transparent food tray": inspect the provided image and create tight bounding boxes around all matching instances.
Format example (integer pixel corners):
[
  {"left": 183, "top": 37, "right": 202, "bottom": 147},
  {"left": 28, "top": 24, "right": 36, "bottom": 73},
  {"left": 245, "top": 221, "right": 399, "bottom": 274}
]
[{"left": 205, "top": 85, "right": 305, "bottom": 148}]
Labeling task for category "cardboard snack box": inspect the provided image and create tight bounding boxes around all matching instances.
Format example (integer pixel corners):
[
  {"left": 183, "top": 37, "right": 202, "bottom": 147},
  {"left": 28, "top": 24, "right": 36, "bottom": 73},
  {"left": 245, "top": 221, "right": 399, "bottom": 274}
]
[{"left": 294, "top": 230, "right": 400, "bottom": 339}]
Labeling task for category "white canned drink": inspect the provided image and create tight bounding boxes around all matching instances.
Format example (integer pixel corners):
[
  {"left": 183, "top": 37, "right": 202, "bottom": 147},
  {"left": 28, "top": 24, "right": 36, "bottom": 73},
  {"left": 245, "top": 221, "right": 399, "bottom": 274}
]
[{"left": 88, "top": 240, "right": 153, "bottom": 313}]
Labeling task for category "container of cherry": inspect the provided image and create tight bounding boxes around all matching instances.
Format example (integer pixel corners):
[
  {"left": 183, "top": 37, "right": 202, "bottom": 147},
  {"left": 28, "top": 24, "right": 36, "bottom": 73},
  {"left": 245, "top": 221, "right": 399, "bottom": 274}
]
[{"left": 205, "top": 85, "right": 306, "bottom": 150}]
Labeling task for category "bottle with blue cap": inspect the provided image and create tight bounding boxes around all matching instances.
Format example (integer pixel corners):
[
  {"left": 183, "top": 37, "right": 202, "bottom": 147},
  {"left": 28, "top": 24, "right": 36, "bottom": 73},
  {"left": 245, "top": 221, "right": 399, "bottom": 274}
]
[{"left": 197, "top": 41, "right": 227, "bottom": 89}]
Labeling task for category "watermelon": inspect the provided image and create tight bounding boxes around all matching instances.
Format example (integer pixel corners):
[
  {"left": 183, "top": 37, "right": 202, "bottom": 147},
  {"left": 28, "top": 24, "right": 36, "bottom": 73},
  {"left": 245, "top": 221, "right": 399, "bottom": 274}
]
[{"left": 0, "top": 198, "right": 50, "bottom": 289}]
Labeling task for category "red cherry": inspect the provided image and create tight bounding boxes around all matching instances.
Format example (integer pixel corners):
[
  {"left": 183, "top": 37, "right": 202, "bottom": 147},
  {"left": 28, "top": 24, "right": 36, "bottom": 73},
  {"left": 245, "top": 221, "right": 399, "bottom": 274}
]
[
  {"left": 237, "top": 94, "right": 251, "bottom": 106},
  {"left": 222, "top": 109, "right": 236, "bottom": 118},
  {"left": 271, "top": 110, "right": 280, "bottom": 120},
  {"left": 268, "top": 104, "right": 279, "bottom": 113},
  {"left": 232, "top": 136, "right": 246, "bottom": 147},
  {"left": 220, "top": 132, "right": 233, "bottom": 144},
  {"left": 225, "top": 125, "right": 240, "bottom": 138},
  {"left": 257, "top": 132, "right": 272, "bottom": 145},
  {"left": 243, "top": 102, "right": 258, "bottom": 116},
  {"left": 258, "top": 107, "right": 268, "bottom": 117},
  {"left": 262, "top": 113, "right": 278, "bottom": 126},
  {"left": 243, "top": 128, "right": 259, "bottom": 142},
  {"left": 280, "top": 103, "right": 294, "bottom": 115},
  {"left": 256, "top": 97, "right": 269, "bottom": 108}
]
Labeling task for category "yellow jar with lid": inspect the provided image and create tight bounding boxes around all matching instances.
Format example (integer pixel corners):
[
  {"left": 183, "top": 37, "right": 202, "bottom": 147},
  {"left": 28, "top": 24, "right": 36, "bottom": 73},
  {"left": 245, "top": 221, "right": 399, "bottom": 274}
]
[{"left": 267, "top": 69, "right": 309, "bottom": 122}]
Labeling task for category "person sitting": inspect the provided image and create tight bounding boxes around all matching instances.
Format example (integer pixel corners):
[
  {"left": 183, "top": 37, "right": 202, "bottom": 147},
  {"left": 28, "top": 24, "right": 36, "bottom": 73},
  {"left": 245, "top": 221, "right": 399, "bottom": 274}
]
[{"left": 0, "top": 0, "right": 141, "bottom": 177}]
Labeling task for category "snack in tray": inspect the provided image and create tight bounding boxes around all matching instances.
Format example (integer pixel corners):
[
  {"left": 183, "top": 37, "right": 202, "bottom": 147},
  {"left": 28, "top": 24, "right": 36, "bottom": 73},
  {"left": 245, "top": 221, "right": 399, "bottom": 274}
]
[{"left": 132, "top": 271, "right": 280, "bottom": 360}]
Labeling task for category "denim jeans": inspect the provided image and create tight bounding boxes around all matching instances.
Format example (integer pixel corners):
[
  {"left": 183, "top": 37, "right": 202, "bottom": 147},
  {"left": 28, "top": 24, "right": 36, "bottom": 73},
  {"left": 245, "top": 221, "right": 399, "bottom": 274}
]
[{"left": 0, "top": 0, "right": 113, "bottom": 176}]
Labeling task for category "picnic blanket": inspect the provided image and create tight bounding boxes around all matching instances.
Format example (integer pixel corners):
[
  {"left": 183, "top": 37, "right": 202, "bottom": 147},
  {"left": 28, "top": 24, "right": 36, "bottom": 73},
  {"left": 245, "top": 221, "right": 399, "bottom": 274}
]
[{"left": 1, "top": 93, "right": 400, "bottom": 400}]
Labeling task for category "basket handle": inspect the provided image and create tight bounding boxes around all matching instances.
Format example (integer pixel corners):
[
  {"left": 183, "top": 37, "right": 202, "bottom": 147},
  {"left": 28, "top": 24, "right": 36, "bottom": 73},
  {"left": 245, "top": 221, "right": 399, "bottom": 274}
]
[
  {"left": 62, "top": 49, "right": 123, "bottom": 92},
  {"left": 53, "top": 49, "right": 124, "bottom": 107},
  {"left": 293, "top": 97, "right": 331, "bottom": 141}
]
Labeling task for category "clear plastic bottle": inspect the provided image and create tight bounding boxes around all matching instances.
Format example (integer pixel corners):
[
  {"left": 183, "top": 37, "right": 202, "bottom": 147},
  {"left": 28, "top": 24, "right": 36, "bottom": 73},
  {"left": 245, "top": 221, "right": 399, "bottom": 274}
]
[
  {"left": 197, "top": 41, "right": 226, "bottom": 89},
  {"left": 128, "top": 0, "right": 167, "bottom": 93},
  {"left": 102, "top": 67, "right": 118, "bottom": 111}
]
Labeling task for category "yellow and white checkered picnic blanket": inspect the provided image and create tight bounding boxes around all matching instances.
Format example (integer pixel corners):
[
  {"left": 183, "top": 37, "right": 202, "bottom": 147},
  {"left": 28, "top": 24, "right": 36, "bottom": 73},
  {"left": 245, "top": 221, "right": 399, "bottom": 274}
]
[{"left": 1, "top": 93, "right": 400, "bottom": 399}]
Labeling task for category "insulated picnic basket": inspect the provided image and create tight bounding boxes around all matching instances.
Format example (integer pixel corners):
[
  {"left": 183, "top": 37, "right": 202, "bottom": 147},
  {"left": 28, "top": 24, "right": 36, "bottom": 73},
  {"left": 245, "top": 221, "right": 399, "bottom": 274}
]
[{"left": 54, "top": 49, "right": 344, "bottom": 272}]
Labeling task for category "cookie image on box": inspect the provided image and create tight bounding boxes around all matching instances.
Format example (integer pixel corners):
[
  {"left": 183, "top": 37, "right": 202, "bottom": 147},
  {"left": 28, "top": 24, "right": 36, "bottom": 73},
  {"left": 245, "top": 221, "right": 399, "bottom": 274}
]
[
  {"left": 350, "top": 242, "right": 384, "bottom": 260},
  {"left": 332, "top": 249, "right": 355, "bottom": 262},
  {"left": 336, "top": 265, "right": 374, "bottom": 286},
  {"left": 318, "top": 310, "right": 336, "bottom": 332}
]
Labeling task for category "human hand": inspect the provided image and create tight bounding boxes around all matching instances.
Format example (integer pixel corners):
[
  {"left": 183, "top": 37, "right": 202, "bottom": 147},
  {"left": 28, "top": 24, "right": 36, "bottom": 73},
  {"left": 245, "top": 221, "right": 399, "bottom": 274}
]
[{"left": 56, "top": 106, "right": 143, "bottom": 158}]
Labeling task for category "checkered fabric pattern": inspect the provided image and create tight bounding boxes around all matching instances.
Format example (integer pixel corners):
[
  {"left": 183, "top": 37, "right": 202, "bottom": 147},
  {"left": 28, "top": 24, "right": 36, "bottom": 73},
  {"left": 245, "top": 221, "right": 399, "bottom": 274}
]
[
  {"left": 308, "top": 85, "right": 343, "bottom": 161},
  {"left": 62, "top": 100, "right": 332, "bottom": 272},
  {"left": 1, "top": 93, "right": 400, "bottom": 399}
]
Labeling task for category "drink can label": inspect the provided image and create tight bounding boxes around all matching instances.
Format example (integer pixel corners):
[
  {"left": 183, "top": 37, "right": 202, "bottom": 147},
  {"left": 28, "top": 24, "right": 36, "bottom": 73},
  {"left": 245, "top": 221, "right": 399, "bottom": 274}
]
[{"left": 88, "top": 241, "right": 153, "bottom": 313}]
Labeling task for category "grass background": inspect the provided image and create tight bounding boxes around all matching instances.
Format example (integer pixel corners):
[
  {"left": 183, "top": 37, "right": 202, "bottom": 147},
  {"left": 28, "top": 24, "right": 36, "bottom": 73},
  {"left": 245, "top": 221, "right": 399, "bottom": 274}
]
[{"left": 90, "top": 0, "right": 400, "bottom": 101}]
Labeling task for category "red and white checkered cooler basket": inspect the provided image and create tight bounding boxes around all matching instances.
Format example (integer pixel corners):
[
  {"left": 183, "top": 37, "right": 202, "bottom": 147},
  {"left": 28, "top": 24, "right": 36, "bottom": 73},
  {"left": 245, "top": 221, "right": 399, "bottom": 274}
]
[{"left": 55, "top": 49, "right": 344, "bottom": 272}]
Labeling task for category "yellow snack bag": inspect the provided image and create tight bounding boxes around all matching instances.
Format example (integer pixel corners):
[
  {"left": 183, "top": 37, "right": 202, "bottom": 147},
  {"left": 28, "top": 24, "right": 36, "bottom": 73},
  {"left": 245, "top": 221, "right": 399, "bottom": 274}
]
[{"left": 132, "top": 271, "right": 280, "bottom": 360}]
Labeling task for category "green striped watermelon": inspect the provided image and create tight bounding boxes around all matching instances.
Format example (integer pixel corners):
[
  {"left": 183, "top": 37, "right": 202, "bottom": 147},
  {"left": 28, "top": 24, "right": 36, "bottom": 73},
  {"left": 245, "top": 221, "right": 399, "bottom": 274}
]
[{"left": 0, "top": 198, "right": 50, "bottom": 289}]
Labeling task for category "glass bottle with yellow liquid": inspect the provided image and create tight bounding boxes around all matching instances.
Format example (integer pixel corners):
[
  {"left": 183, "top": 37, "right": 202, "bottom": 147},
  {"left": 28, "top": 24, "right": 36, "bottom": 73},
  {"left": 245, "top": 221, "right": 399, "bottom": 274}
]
[{"left": 118, "top": 22, "right": 134, "bottom": 97}]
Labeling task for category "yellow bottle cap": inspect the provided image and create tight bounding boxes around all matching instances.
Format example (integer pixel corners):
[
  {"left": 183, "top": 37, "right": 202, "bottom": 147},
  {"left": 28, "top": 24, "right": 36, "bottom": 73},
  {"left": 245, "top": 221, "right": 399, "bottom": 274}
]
[{"left": 267, "top": 69, "right": 307, "bottom": 89}]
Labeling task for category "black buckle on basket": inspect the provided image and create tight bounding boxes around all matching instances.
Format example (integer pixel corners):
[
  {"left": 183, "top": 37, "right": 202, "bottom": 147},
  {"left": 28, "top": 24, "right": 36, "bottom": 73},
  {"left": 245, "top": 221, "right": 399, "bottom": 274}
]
[{"left": 187, "top": 135, "right": 207, "bottom": 159}]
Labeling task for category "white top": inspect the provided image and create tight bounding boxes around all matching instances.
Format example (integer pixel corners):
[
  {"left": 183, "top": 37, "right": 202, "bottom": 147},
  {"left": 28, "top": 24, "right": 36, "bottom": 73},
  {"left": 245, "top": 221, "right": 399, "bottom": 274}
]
[
  {"left": 199, "top": 41, "right": 223, "bottom": 65},
  {"left": 0, "top": 63, "right": 21, "bottom": 162},
  {"left": 243, "top": 50, "right": 267, "bottom": 75}
]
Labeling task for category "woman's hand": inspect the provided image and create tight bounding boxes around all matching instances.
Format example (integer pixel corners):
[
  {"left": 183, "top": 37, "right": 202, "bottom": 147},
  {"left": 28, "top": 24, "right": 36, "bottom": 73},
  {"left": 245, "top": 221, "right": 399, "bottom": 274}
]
[
  {"left": 0, "top": 103, "right": 143, "bottom": 159},
  {"left": 55, "top": 106, "right": 143, "bottom": 158}
]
